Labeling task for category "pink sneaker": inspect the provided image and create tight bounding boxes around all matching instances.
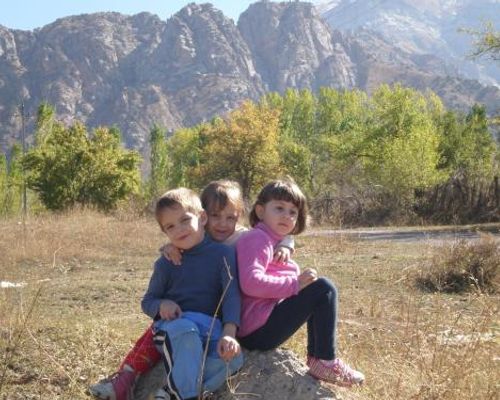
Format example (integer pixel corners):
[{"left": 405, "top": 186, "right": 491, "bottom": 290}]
[
  {"left": 307, "top": 356, "right": 365, "bottom": 387},
  {"left": 89, "top": 367, "right": 137, "bottom": 400}
]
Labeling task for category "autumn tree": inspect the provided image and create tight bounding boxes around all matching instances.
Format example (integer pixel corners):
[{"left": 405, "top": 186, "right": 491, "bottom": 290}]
[
  {"left": 167, "top": 126, "right": 203, "bottom": 188},
  {"left": 261, "top": 91, "right": 315, "bottom": 193},
  {"left": 192, "top": 101, "right": 282, "bottom": 198},
  {"left": 439, "top": 106, "right": 496, "bottom": 178},
  {"left": 313, "top": 88, "right": 370, "bottom": 194}
]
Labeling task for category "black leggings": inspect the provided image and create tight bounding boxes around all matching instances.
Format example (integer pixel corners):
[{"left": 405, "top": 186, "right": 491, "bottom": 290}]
[{"left": 239, "top": 277, "right": 338, "bottom": 360}]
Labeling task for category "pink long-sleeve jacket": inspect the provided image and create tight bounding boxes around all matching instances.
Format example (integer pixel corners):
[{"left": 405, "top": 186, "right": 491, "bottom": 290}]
[{"left": 236, "top": 222, "right": 300, "bottom": 337}]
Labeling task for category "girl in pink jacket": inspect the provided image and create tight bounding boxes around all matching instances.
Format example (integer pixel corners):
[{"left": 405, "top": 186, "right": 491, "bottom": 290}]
[{"left": 236, "top": 179, "right": 364, "bottom": 387}]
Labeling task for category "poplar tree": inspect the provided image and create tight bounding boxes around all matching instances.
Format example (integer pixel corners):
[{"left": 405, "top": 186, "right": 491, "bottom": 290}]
[
  {"left": 0, "top": 152, "right": 7, "bottom": 215},
  {"left": 148, "top": 124, "right": 169, "bottom": 199},
  {"left": 6, "top": 145, "right": 23, "bottom": 215}
]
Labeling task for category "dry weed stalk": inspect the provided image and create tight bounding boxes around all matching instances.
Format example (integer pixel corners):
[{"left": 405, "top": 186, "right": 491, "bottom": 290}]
[
  {"left": 397, "top": 293, "right": 497, "bottom": 399},
  {"left": 196, "top": 256, "right": 234, "bottom": 400},
  {"left": 0, "top": 283, "right": 43, "bottom": 395},
  {"left": 224, "top": 367, "right": 261, "bottom": 399}
]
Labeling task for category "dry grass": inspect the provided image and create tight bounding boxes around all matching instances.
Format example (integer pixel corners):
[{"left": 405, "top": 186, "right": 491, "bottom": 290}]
[
  {"left": 0, "top": 211, "right": 498, "bottom": 399},
  {"left": 415, "top": 235, "right": 499, "bottom": 294}
]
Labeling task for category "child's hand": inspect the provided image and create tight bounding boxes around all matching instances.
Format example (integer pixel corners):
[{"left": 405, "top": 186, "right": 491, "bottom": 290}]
[
  {"left": 159, "top": 299, "right": 182, "bottom": 320},
  {"left": 273, "top": 246, "right": 291, "bottom": 264},
  {"left": 298, "top": 268, "right": 318, "bottom": 290},
  {"left": 162, "top": 243, "right": 183, "bottom": 266},
  {"left": 217, "top": 335, "right": 241, "bottom": 362}
]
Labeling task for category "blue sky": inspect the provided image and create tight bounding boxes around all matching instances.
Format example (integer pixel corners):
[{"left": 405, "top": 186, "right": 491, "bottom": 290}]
[{"left": 0, "top": 1, "right": 259, "bottom": 30}]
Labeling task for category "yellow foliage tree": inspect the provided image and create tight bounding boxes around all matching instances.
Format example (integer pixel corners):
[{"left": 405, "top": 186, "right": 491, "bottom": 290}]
[{"left": 192, "top": 101, "right": 282, "bottom": 198}]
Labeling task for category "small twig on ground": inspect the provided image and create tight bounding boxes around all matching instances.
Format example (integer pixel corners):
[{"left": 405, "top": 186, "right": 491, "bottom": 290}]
[{"left": 225, "top": 367, "right": 261, "bottom": 398}]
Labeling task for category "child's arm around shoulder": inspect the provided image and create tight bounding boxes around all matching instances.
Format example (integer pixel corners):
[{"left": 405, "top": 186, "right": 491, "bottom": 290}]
[
  {"left": 161, "top": 242, "right": 183, "bottom": 266},
  {"left": 274, "top": 235, "right": 295, "bottom": 263},
  {"left": 236, "top": 229, "right": 299, "bottom": 299}
]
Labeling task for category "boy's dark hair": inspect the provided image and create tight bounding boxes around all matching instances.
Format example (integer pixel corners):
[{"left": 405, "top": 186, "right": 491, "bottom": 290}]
[
  {"left": 201, "top": 180, "right": 245, "bottom": 215},
  {"left": 249, "top": 179, "right": 308, "bottom": 234},
  {"left": 155, "top": 188, "right": 203, "bottom": 220}
]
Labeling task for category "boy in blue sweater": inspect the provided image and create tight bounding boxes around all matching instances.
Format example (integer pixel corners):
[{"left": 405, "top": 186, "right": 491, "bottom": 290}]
[{"left": 141, "top": 188, "right": 243, "bottom": 400}]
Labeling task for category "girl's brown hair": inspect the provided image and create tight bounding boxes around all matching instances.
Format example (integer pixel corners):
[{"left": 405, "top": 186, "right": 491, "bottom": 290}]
[
  {"left": 200, "top": 180, "right": 245, "bottom": 216},
  {"left": 249, "top": 179, "right": 308, "bottom": 234}
]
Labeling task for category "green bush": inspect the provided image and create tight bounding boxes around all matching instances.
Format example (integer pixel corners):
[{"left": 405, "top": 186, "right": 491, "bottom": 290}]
[{"left": 23, "top": 104, "right": 141, "bottom": 212}]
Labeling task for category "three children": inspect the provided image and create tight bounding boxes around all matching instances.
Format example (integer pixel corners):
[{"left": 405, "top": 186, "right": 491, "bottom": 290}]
[{"left": 90, "top": 179, "right": 363, "bottom": 400}]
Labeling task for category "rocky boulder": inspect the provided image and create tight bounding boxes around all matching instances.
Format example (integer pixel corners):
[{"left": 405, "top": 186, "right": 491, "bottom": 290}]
[{"left": 134, "top": 349, "right": 340, "bottom": 400}]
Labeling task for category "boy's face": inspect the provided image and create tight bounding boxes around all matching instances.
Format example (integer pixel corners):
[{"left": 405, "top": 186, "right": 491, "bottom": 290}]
[
  {"left": 205, "top": 203, "right": 240, "bottom": 243},
  {"left": 157, "top": 205, "right": 207, "bottom": 250}
]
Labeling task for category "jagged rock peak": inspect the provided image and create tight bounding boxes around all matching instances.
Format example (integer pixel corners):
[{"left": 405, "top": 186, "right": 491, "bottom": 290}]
[
  {"left": 238, "top": 0, "right": 356, "bottom": 92},
  {"left": 160, "top": 1, "right": 260, "bottom": 81},
  {"left": 176, "top": 2, "right": 228, "bottom": 20},
  {"left": 245, "top": 0, "right": 318, "bottom": 14}
]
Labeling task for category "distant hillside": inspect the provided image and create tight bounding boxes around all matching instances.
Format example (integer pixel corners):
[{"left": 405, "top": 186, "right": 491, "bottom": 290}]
[
  {"left": 317, "top": 0, "right": 500, "bottom": 87},
  {"left": 0, "top": 1, "right": 499, "bottom": 154}
]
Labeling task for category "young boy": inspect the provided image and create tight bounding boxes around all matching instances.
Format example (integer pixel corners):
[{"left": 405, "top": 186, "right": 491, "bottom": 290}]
[{"left": 139, "top": 188, "right": 242, "bottom": 399}]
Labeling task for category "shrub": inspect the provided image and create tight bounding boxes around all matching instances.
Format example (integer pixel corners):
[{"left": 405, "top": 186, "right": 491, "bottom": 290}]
[
  {"left": 416, "top": 235, "right": 499, "bottom": 294},
  {"left": 23, "top": 105, "right": 141, "bottom": 212}
]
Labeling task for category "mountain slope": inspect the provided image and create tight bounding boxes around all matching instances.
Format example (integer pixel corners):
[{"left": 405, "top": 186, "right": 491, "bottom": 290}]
[
  {"left": 0, "top": 1, "right": 498, "bottom": 154},
  {"left": 317, "top": 0, "right": 500, "bottom": 86}
]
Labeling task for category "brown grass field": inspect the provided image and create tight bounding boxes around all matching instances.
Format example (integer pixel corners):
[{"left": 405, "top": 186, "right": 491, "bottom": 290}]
[{"left": 0, "top": 211, "right": 498, "bottom": 399}]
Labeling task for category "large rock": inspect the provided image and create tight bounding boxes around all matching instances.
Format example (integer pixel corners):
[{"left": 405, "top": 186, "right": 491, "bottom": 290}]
[{"left": 134, "top": 349, "right": 340, "bottom": 400}]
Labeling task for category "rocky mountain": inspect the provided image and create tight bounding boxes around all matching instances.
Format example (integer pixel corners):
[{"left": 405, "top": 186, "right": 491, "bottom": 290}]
[
  {"left": 0, "top": 5, "right": 264, "bottom": 151},
  {"left": 0, "top": 1, "right": 499, "bottom": 154},
  {"left": 316, "top": 0, "right": 500, "bottom": 87}
]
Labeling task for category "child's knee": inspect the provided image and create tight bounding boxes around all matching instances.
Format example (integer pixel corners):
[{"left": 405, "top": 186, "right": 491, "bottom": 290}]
[
  {"left": 158, "top": 318, "right": 200, "bottom": 339},
  {"left": 315, "top": 277, "right": 337, "bottom": 295}
]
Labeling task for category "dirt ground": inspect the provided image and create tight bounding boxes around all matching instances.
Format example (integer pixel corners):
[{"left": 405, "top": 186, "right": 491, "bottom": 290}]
[{"left": 0, "top": 212, "right": 498, "bottom": 399}]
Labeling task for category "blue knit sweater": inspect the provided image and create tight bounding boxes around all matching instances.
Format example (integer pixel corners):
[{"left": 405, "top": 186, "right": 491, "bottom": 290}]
[{"left": 141, "top": 234, "right": 241, "bottom": 326}]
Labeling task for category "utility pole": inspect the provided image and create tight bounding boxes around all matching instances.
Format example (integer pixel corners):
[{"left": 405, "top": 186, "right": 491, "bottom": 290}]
[
  {"left": 20, "top": 100, "right": 27, "bottom": 218},
  {"left": 20, "top": 100, "right": 28, "bottom": 246}
]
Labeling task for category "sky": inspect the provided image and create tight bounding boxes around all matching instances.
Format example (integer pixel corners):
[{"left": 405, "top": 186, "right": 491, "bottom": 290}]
[{"left": 0, "top": 0, "right": 262, "bottom": 31}]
